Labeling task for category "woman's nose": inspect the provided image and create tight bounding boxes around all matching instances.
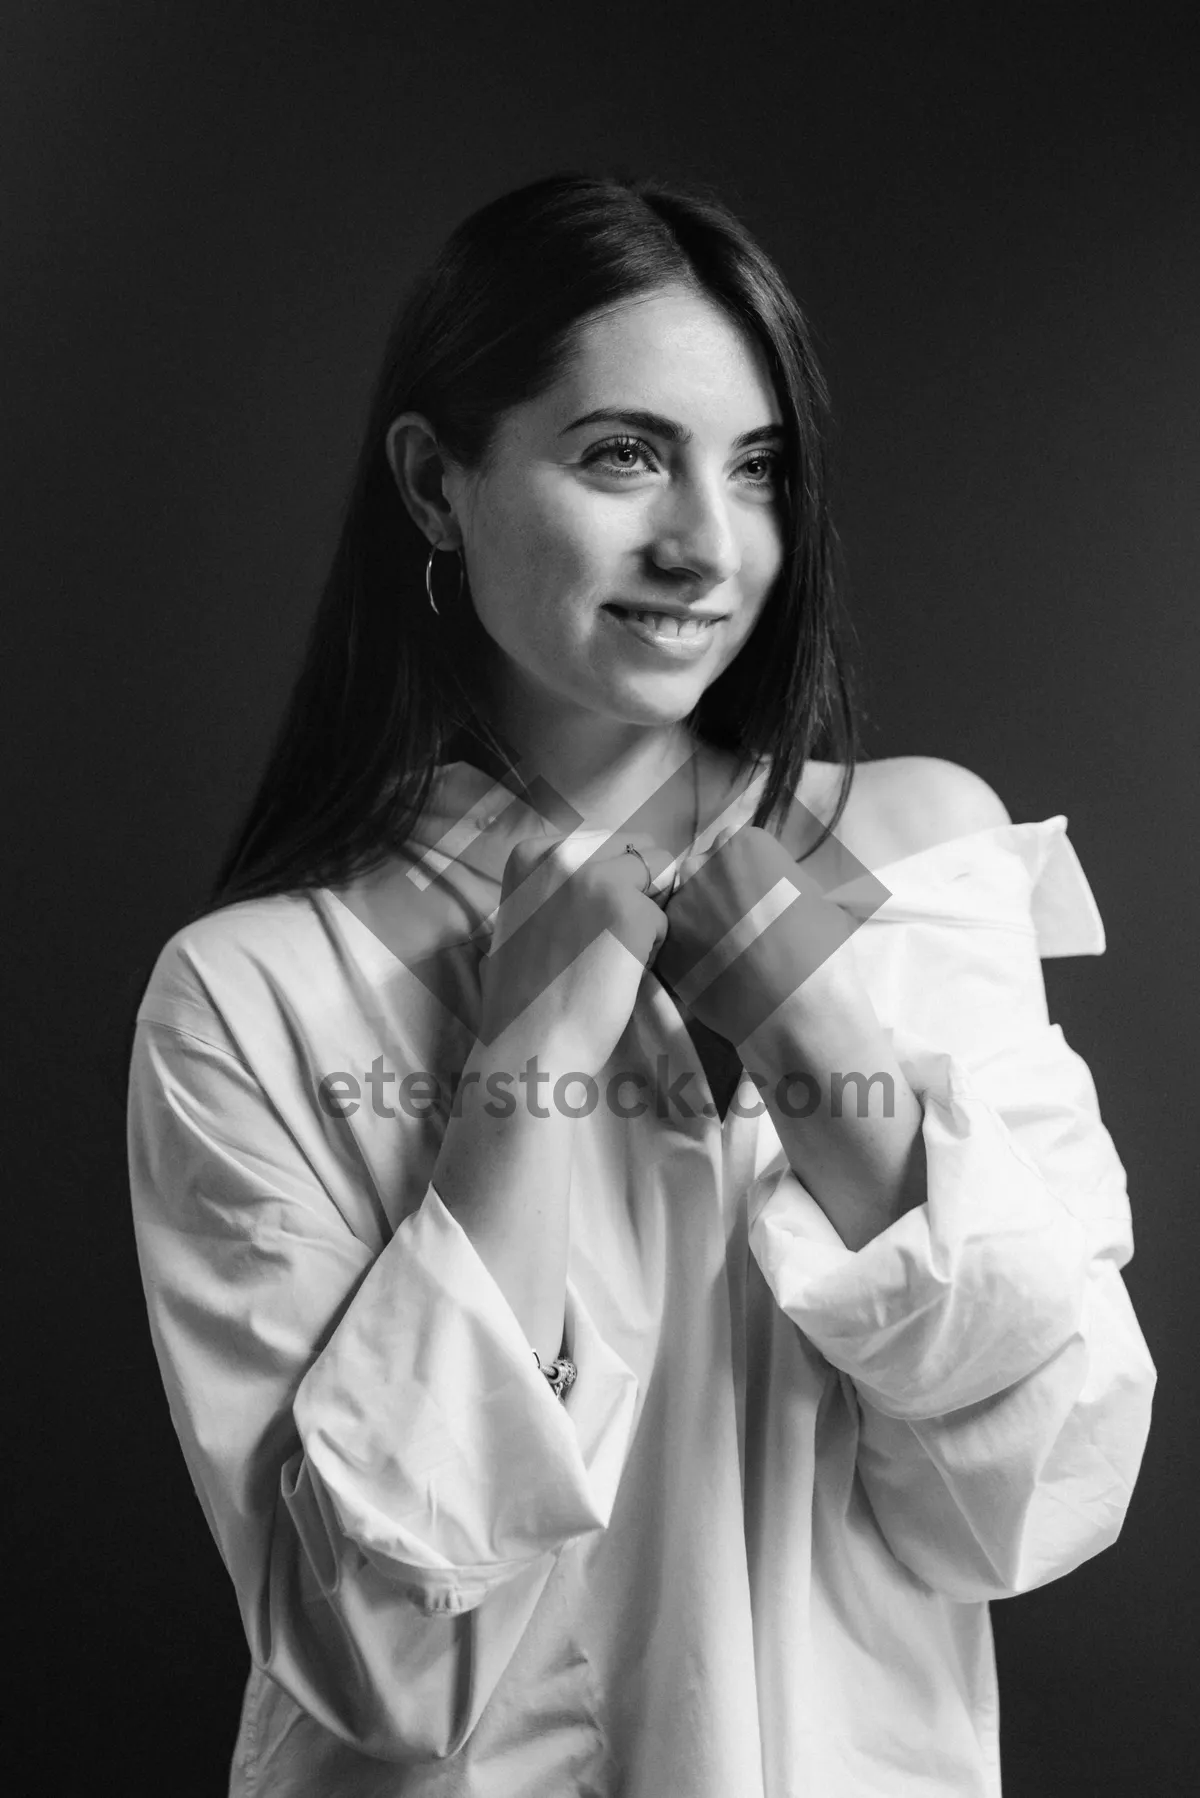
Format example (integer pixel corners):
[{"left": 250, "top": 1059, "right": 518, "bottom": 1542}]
[{"left": 650, "top": 475, "right": 742, "bottom": 586}]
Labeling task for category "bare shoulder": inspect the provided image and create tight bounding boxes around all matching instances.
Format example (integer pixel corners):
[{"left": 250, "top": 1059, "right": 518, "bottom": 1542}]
[{"left": 804, "top": 756, "right": 1011, "bottom": 868}]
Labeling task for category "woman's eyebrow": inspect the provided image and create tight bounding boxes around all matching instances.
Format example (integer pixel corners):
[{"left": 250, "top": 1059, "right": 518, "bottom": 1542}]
[{"left": 559, "top": 407, "right": 784, "bottom": 451}]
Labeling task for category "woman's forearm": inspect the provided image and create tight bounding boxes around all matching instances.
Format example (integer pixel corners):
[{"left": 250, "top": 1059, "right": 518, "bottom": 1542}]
[
  {"left": 430, "top": 1031, "right": 576, "bottom": 1366},
  {"left": 739, "top": 967, "right": 928, "bottom": 1253}
]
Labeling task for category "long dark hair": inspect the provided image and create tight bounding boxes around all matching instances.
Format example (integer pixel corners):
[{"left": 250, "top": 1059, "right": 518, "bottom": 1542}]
[{"left": 206, "top": 169, "right": 862, "bottom": 915}]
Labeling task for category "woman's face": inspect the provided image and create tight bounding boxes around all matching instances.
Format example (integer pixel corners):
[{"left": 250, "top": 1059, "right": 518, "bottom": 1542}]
[{"left": 446, "top": 283, "right": 787, "bottom": 737}]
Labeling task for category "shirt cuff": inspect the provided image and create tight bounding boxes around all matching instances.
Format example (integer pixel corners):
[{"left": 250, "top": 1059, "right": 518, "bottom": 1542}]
[
  {"left": 294, "top": 1184, "right": 639, "bottom": 1613},
  {"left": 747, "top": 1025, "right": 1091, "bottom": 1420}
]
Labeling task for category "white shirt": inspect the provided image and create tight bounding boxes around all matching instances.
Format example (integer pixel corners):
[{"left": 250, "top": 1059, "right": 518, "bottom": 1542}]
[{"left": 127, "top": 759, "right": 1156, "bottom": 1796}]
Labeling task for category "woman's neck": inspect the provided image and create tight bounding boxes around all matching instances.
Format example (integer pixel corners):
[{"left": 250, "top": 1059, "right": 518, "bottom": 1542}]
[{"left": 482, "top": 705, "right": 699, "bottom": 833}]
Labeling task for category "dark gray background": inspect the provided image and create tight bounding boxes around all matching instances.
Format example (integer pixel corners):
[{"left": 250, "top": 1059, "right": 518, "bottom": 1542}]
[{"left": 5, "top": 3, "right": 1196, "bottom": 1790}]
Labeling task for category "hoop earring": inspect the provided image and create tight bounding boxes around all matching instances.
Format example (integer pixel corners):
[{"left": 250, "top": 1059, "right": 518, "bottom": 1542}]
[{"left": 425, "top": 543, "right": 464, "bottom": 618}]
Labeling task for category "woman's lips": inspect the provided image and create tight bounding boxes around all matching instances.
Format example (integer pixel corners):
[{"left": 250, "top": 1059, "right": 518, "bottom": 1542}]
[{"left": 601, "top": 604, "right": 724, "bottom": 657}]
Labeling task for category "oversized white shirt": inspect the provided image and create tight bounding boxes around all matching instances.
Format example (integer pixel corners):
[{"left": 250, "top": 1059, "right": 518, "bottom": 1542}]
[{"left": 127, "top": 759, "right": 1156, "bottom": 1796}]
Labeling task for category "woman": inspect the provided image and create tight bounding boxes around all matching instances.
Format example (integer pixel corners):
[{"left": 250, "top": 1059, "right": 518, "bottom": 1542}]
[{"left": 128, "top": 171, "right": 1156, "bottom": 1796}]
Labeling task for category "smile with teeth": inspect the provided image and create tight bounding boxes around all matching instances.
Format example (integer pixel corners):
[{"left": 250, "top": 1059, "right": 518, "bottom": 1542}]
[{"left": 610, "top": 608, "right": 720, "bottom": 638}]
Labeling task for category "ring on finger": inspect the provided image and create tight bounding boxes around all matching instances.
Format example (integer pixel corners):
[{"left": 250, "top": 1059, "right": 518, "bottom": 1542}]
[{"left": 624, "top": 842, "right": 653, "bottom": 895}]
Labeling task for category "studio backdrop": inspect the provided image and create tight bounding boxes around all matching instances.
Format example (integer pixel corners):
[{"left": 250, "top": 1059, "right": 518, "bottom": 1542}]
[{"left": 5, "top": 4, "right": 1196, "bottom": 1792}]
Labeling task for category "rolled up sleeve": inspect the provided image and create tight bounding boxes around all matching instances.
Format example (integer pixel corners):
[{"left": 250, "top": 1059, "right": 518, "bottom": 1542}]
[
  {"left": 747, "top": 1020, "right": 1156, "bottom": 1601},
  {"left": 129, "top": 1016, "right": 637, "bottom": 1761},
  {"left": 294, "top": 1183, "right": 638, "bottom": 1615}
]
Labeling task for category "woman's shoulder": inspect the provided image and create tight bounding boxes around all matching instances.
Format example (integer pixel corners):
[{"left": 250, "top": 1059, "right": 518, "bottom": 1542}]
[
  {"left": 802, "top": 755, "right": 1012, "bottom": 871},
  {"left": 156, "top": 890, "right": 322, "bottom": 971},
  {"left": 136, "top": 891, "right": 329, "bottom": 1042}
]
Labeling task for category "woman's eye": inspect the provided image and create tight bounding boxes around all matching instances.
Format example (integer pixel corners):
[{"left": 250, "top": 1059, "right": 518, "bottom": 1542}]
[
  {"left": 584, "top": 436, "right": 657, "bottom": 476},
  {"left": 738, "top": 452, "right": 783, "bottom": 488},
  {"left": 583, "top": 436, "right": 783, "bottom": 488}
]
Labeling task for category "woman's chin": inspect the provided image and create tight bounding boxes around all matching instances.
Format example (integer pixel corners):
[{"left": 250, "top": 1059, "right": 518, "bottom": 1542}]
[
  {"left": 593, "top": 665, "right": 713, "bottom": 724},
  {"left": 601, "top": 688, "right": 705, "bottom": 730}
]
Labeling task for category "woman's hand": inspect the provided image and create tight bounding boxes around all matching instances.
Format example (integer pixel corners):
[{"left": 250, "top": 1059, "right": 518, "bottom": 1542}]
[
  {"left": 437, "top": 830, "right": 669, "bottom": 1363},
  {"left": 655, "top": 823, "right": 859, "bottom": 1050},
  {"left": 656, "top": 821, "right": 928, "bottom": 1251},
  {"left": 479, "top": 831, "right": 672, "bottom": 1073}
]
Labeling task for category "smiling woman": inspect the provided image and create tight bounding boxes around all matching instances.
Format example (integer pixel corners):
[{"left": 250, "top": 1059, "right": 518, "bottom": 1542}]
[
  {"left": 126, "top": 171, "right": 1155, "bottom": 1797},
  {"left": 384, "top": 283, "right": 793, "bottom": 796}
]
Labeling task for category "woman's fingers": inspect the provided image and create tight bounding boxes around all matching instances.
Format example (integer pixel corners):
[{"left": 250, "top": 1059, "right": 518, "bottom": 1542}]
[
  {"left": 617, "top": 834, "right": 677, "bottom": 896},
  {"left": 487, "top": 825, "right": 678, "bottom": 1065},
  {"left": 672, "top": 823, "right": 742, "bottom": 888},
  {"left": 561, "top": 828, "right": 676, "bottom": 895}
]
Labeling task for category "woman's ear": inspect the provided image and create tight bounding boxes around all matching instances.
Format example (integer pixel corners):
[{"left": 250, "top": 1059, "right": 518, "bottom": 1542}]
[{"left": 385, "top": 412, "right": 462, "bottom": 549}]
